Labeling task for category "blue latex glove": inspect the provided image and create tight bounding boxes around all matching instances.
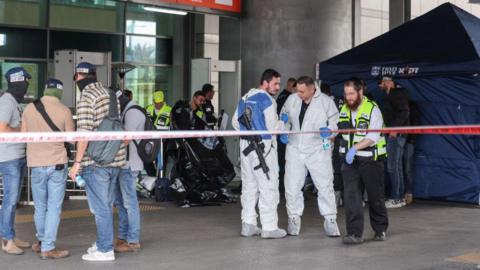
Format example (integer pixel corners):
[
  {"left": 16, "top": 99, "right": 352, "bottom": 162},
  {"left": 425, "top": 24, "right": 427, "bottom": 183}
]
[
  {"left": 319, "top": 127, "right": 332, "bottom": 139},
  {"left": 345, "top": 147, "right": 357, "bottom": 165},
  {"left": 280, "top": 113, "right": 289, "bottom": 123},
  {"left": 279, "top": 134, "right": 289, "bottom": 144}
]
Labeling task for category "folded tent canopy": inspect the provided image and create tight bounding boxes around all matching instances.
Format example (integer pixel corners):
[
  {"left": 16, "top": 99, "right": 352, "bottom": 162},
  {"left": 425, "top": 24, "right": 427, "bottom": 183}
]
[{"left": 318, "top": 3, "right": 480, "bottom": 204}]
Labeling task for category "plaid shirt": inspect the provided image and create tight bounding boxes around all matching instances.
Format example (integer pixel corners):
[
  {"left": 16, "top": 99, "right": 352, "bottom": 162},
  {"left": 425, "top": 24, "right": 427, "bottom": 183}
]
[{"left": 76, "top": 82, "right": 126, "bottom": 168}]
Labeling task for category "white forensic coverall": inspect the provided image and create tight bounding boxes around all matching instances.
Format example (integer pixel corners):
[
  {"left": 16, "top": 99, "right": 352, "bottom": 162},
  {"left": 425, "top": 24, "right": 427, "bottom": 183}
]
[
  {"left": 232, "top": 88, "right": 286, "bottom": 231},
  {"left": 281, "top": 90, "right": 339, "bottom": 220}
]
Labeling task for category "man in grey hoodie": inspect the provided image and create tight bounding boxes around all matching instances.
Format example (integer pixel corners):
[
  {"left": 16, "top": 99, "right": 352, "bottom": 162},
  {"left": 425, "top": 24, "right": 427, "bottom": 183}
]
[{"left": 114, "top": 92, "right": 145, "bottom": 253}]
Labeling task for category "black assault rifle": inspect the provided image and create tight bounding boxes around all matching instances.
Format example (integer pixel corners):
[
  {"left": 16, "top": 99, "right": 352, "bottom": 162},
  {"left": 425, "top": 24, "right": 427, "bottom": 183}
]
[{"left": 237, "top": 107, "right": 270, "bottom": 180}]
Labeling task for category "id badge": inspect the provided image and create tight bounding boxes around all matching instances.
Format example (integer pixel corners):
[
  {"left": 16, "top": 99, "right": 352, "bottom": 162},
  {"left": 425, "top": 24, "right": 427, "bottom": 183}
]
[{"left": 357, "top": 121, "right": 368, "bottom": 136}]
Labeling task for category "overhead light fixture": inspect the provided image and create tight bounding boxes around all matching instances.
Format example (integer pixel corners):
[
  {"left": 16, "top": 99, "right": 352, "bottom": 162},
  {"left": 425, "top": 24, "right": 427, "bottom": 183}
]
[{"left": 143, "top": 6, "right": 188, "bottom": 16}]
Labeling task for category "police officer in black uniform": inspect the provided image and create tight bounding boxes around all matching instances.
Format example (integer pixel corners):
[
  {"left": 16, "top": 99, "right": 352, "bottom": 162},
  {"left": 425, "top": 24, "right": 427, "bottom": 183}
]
[{"left": 202, "top": 83, "right": 217, "bottom": 129}]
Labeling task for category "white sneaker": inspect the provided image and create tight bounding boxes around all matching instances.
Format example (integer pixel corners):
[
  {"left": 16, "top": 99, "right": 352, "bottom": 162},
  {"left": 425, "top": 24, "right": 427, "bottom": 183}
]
[
  {"left": 241, "top": 223, "right": 261, "bottom": 237},
  {"left": 261, "top": 229, "right": 287, "bottom": 239},
  {"left": 287, "top": 216, "right": 301, "bottom": 236},
  {"left": 385, "top": 199, "right": 406, "bottom": 209},
  {"left": 324, "top": 218, "right": 341, "bottom": 237},
  {"left": 82, "top": 250, "right": 115, "bottom": 262},
  {"left": 87, "top": 243, "right": 97, "bottom": 254}
]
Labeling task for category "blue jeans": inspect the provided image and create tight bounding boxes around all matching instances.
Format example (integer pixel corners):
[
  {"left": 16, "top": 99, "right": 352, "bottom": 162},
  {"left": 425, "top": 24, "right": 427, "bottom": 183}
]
[
  {"left": 403, "top": 143, "right": 415, "bottom": 194},
  {"left": 387, "top": 136, "right": 406, "bottom": 200},
  {"left": 0, "top": 158, "right": 25, "bottom": 240},
  {"left": 114, "top": 169, "right": 140, "bottom": 243},
  {"left": 82, "top": 166, "right": 120, "bottom": 253},
  {"left": 31, "top": 165, "right": 67, "bottom": 252}
]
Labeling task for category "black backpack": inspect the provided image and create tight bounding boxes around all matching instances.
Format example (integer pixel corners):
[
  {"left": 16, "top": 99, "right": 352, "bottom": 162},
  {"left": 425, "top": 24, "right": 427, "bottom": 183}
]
[
  {"left": 123, "top": 105, "right": 161, "bottom": 163},
  {"left": 154, "top": 177, "right": 173, "bottom": 202}
]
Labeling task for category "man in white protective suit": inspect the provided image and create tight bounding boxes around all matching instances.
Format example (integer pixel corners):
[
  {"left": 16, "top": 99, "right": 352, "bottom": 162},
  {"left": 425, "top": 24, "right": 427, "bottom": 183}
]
[
  {"left": 280, "top": 76, "right": 341, "bottom": 237},
  {"left": 232, "top": 69, "right": 288, "bottom": 239}
]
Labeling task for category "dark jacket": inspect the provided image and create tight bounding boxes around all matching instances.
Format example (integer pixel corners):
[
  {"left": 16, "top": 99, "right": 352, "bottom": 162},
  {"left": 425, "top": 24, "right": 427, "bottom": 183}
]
[
  {"left": 382, "top": 87, "right": 410, "bottom": 127},
  {"left": 202, "top": 99, "right": 217, "bottom": 128},
  {"left": 407, "top": 100, "right": 421, "bottom": 144},
  {"left": 172, "top": 100, "right": 207, "bottom": 131},
  {"left": 276, "top": 89, "right": 292, "bottom": 115}
]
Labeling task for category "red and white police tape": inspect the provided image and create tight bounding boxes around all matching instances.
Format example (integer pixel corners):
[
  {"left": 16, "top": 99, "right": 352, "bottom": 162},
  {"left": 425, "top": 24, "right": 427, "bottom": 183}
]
[{"left": 0, "top": 125, "right": 479, "bottom": 144}]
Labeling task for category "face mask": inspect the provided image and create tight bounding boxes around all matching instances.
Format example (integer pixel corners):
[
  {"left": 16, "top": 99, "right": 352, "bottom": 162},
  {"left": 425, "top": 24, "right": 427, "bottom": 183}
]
[
  {"left": 76, "top": 76, "right": 97, "bottom": 92},
  {"left": 43, "top": 88, "right": 63, "bottom": 100},
  {"left": 6, "top": 81, "right": 29, "bottom": 103},
  {"left": 118, "top": 95, "right": 130, "bottom": 113}
]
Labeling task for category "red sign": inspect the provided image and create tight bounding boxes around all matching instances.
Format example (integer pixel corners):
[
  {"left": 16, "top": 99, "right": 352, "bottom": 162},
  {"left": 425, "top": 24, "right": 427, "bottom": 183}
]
[{"left": 162, "top": 0, "right": 241, "bottom": 13}]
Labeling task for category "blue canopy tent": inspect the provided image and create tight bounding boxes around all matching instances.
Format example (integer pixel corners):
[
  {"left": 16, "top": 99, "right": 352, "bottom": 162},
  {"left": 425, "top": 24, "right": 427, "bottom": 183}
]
[{"left": 318, "top": 3, "right": 480, "bottom": 204}]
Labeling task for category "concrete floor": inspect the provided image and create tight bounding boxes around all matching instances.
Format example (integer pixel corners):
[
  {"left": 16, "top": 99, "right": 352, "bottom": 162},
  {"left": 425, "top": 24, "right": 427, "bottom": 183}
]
[{"left": 2, "top": 196, "right": 480, "bottom": 270}]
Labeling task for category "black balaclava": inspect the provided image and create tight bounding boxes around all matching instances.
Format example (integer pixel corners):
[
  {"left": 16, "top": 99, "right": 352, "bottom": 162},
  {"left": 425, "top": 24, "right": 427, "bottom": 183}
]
[
  {"left": 6, "top": 81, "right": 29, "bottom": 103},
  {"left": 118, "top": 94, "right": 130, "bottom": 113},
  {"left": 76, "top": 75, "right": 97, "bottom": 92}
]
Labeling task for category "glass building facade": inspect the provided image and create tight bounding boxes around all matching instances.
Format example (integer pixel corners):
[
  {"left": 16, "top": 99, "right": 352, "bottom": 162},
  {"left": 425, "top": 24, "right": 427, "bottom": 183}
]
[{"left": 0, "top": 0, "right": 184, "bottom": 107}]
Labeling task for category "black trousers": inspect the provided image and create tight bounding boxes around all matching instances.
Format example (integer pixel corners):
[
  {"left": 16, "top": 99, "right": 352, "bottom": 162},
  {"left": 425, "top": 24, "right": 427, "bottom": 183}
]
[
  {"left": 342, "top": 160, "right": 389, "bottom": 237},
  {"left": 277, "top": 141, "right": 286, "bottom": 193},
  {"left": 332, "top": 138, "right": 343, "bottom": 192}
]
